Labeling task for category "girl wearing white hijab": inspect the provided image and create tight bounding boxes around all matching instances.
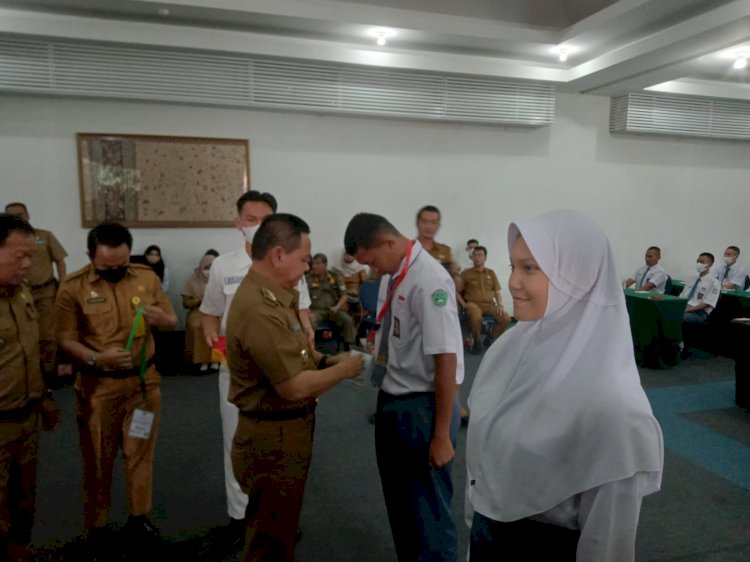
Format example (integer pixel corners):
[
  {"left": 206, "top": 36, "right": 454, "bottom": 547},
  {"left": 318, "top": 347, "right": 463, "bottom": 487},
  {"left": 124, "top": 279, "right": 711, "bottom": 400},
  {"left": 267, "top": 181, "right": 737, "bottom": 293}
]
[{"left": 466, "top": 210, "right": 663, "bottom": 562}]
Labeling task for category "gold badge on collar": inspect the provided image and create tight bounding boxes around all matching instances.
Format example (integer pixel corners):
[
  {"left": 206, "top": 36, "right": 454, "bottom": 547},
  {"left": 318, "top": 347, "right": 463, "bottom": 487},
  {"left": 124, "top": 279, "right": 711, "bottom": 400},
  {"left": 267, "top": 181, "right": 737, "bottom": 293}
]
[
  {"left": 132, "top": 296, "right": 141, "bottom": 306},
  {"left": 300, "top": 349, "right": 309, "bottom": 361}
]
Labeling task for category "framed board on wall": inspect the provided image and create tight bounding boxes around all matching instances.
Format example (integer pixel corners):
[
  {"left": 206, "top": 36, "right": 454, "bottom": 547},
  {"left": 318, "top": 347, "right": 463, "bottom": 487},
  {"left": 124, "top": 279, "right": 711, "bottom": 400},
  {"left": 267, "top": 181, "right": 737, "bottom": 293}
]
[{"left": 77, "top": 133, "right": 250, "bottom": 227}]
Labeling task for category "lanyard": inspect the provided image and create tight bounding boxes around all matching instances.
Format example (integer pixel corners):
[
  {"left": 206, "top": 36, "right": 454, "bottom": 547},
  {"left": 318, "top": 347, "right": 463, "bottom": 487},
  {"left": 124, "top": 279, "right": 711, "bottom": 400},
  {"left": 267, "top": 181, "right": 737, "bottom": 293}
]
[
  {"left": 376, "top": 240, "right": 414, "bottom": 326},
  {"left": 124, "top": 305, "right": 148, "bottom": 400}
]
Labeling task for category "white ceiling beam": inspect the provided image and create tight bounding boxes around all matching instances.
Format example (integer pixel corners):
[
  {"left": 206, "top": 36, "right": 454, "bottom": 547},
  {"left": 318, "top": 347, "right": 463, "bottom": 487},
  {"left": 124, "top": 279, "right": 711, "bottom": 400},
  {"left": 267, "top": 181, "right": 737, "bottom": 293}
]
[{"left": 645, "top": 78, "right": 750, "bottom": 101}]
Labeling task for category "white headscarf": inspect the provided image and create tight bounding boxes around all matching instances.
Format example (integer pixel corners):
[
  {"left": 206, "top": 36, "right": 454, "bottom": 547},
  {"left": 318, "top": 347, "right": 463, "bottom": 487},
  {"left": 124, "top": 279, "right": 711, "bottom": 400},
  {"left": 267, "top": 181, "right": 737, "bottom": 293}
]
[
  {"left": 467, "top": 209, "right": 663, "bottom": 522},
  {"left": 337, "top": 251, "right": 367, "bottom": 277}
]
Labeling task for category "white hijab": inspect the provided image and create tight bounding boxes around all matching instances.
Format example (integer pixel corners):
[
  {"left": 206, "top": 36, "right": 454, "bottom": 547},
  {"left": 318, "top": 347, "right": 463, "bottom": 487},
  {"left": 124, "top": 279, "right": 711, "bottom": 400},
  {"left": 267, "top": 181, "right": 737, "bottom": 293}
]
[{"left": 467, "top": 209, "right": 663, "bottom": 522}]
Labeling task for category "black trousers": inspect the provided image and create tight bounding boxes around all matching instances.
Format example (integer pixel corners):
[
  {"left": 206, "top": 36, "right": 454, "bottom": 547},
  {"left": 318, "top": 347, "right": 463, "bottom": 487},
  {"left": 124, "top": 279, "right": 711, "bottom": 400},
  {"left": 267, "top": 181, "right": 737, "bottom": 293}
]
[{"left": 469, "top": 511, "right": 580, "bottom": 562}]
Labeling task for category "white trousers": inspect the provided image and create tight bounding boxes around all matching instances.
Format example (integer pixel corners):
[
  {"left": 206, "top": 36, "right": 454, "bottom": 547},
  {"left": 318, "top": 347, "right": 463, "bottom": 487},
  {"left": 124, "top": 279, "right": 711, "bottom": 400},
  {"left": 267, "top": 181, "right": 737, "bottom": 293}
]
[{"left": 219, "top": 364, "right": 249, "bottom": 519}]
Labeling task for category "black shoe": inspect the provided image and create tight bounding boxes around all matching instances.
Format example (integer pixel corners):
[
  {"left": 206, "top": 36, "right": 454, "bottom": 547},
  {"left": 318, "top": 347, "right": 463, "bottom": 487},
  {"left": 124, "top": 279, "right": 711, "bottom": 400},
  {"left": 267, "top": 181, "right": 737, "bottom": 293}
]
[
  {"left": 123, "top": 515, "right": 163, "bottom": 553},
  {"left": 223, "top": 517, "right": 245, "bottom": 552},
  {"left": 470, "top": 341, "right": 482, "bottom": 355},
  {"left": 84, "top": 527, "right": 114, "bottom": 562}
]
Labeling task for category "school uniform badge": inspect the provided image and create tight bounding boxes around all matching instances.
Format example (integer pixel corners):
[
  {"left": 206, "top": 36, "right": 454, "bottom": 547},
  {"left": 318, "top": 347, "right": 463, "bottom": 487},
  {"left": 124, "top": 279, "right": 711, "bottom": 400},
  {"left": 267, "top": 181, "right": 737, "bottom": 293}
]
[{"left": 432, "top": 289, "right": 448, "bottom": 307}]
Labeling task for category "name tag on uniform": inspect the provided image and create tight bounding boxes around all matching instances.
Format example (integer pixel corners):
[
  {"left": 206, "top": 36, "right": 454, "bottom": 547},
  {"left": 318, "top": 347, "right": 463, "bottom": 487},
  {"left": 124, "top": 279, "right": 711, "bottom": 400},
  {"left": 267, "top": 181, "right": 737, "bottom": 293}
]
[
  {"left": 34, "top": 239, "right": 46, "bottom": 245},
  {"left": 292, "top": 323, "right": 301, "bottom": 332},
  {"left": 86, "top": 297, "right": 106, "bottom": 304},
  {"left": 128, "top": 408, "right": 155, "bottom": 440},
  {"left": 393, "top": 316, "right": 401, "bottom": 338}
]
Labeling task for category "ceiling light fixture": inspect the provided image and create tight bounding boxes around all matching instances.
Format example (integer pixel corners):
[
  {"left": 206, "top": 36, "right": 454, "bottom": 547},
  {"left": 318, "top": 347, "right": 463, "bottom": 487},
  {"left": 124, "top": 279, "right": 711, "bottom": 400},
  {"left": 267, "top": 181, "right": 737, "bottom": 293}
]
[
  {"left": 367, "top": 27, "right": 395, "bottom": 47},
  {"left": 733, "top": 53, "right": 747, "bottom": 69},
  {"left": 558, "top": 48, "right": 569, "bottom": 62}
]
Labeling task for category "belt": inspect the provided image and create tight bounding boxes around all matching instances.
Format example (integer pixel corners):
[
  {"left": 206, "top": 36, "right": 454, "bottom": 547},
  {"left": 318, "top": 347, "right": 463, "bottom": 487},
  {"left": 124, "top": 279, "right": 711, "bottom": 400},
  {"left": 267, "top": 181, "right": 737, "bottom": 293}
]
[
  {"left": 0, "top": 402, "right": 35, "bottom": 421},
  {"left": 80, "top": 358, "right": 155, "bottom": 379},
  {"left": 31, "top": 278, "right": 56, "bottom": 290},
  {"left": 242, "top": 403, "right": 316, "bottom": 421}
]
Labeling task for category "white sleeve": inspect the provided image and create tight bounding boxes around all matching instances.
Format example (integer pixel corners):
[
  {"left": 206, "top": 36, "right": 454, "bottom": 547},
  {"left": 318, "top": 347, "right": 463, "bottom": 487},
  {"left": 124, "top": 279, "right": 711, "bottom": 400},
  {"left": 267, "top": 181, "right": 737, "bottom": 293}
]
[
  {"left": 297, "top": 277, "right": 311, "bottom": 310},
  {"left": 199, "top": 263, "right": 226, "bottom": 317},
  {"left": 729, "top": 266, "right": 748, "bottom": 287},
  {"left": 649, "top": 269, "right": 667, "bottom": 288},
  {"left": 702, "top": 279, "right": 721, "bottom": 308},
  {"left": 416, "top": 272, "right": 462, "bottom": 356},
  {"left": 575, "top": 475, "right": 645, "bottom": 562}
]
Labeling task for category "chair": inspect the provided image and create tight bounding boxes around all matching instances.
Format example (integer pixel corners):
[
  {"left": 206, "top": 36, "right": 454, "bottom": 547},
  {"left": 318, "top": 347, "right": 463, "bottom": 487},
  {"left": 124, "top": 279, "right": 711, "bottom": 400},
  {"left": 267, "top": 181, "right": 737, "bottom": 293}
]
[
  {"left": 314, "top": 319, "right": 342, "bottom": 353},
  {"left": 744, "top": 275, "right": 750, "bottom": 291},
  {"left": 664, "top": 275, "right": 673, "bottom": 296},
  {"left": 357, "top": 279, "right": 380, "bottom": 340}
]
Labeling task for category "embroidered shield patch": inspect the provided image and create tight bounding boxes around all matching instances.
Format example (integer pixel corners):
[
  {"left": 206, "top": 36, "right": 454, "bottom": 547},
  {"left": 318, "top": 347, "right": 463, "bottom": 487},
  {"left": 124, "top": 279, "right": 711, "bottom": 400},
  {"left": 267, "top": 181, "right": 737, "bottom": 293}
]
[{"left": 432, "top": 289, "right": 448, "bottom": 307}]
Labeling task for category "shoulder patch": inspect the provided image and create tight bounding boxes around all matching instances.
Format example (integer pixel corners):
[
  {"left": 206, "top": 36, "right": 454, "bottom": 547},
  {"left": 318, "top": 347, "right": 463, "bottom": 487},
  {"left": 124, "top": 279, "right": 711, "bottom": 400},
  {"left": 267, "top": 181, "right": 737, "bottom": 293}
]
[{"left": 432, "top": 289, "right": 448, "bottom": 307}]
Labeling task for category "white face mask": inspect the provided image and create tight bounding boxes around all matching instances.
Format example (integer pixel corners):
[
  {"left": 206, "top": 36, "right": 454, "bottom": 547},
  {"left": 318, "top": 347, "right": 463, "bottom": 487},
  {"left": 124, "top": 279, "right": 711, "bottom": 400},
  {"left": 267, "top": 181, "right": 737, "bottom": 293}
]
[
  {"left": 724, "top": 256, "right": 735, "bottom": 265},
  {"left": 202, "top": 268, "right": 211, "bottom": 278},
  {"left": 696, "top": 262, "right": 707, "bottom": 273},
  {"left": 242, "top": 224, "right": 260, "bottom": 245}
]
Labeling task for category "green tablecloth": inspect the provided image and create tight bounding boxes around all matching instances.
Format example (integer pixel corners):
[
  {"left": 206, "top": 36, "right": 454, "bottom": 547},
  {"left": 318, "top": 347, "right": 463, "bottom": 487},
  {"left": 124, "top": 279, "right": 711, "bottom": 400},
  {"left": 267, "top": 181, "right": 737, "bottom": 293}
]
[{"left": 624, "top": 289, "right": 688, "bottom": 368}]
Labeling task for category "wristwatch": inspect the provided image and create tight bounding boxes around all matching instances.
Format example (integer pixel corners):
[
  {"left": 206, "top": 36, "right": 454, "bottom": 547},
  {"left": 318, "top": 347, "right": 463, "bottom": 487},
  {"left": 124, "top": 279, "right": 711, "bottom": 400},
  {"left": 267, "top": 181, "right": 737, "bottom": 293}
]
[{"left": 86, "top": 352, "right": 96, "bottom": 367}]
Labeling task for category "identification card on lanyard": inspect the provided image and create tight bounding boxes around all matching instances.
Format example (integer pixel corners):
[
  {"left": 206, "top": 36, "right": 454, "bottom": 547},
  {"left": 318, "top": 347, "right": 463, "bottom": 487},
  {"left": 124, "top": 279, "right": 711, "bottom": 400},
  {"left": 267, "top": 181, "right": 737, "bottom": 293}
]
[{"left": 128, "top": 409, "right": 155, "bottom": 439}]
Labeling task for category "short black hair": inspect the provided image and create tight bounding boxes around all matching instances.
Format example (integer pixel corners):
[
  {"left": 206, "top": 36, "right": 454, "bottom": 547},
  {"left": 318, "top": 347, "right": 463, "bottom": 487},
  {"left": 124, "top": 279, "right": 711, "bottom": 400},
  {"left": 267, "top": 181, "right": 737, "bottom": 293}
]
[
  {"left": 473, "top": 245, "right": 488, "bottom": 256},
  {"left": 647, "top": 246, "right": 661, "bottom": 254},
  {"left": 344, "top": 213, "right": 400, "bottom": 255},
  {"left": 0, "top": 213, "right": 34, "bottom": 247},
  {"left": 467, "top": 239, "right": 479, "bottom": 246},
  {"left": 205, "top": 249, "right": 219, "bottom": 258},
  {"left": 312, "top": 253, "right": 328, "bottom": 264},
  {"left": 727, "top": 245, "right": 741, "bottom": 255},
  {"left": 236, "top": 191, "right": 278, "bottom": 215},
  {"left": 416, "top": 205, "right": 441, "bottom": 223},
  {"left": 251, "top": 213, "right": 310, "bottom": 260},
  {"left": 87, "top": 222, "right": 133, "bottom": 257},
  {"left": 4, "top": 202, "right": 28, "bottom": 214},
  {"left": 699, "top": 252, "right": 715, "bottom": 265}
]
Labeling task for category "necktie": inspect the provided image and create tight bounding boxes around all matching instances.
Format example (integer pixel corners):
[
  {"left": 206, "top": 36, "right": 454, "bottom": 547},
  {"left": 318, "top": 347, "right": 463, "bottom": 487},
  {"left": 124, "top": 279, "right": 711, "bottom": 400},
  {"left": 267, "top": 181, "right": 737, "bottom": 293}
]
[
  {"left": 722, "top": 266, "right": 731, "bottom": 283},
  {"left": 686, "top": 278, "right": 700, "bottom": 302},
  {"left": 638, "top": 267, "right": 651, "bottom": 289},
  {"left": 371, "top": 277, "right": 395, "bottom": 387}
]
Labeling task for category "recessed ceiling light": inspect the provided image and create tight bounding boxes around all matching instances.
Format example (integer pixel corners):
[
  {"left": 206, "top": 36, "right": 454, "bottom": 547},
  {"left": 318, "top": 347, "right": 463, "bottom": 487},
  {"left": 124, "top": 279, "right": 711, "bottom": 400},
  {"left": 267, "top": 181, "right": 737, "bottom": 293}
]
[
  {"left": 733, "top": 53, "right": 747, "bottom": 69},
  {"left": 367, "top": 27, "right": 395, "bottom": 47},
  {"left": 157, "top": 8, "right": 170, "bottom": 16},
  {"left": 552, "top": 45, "right": 573, "bottom": 63}
]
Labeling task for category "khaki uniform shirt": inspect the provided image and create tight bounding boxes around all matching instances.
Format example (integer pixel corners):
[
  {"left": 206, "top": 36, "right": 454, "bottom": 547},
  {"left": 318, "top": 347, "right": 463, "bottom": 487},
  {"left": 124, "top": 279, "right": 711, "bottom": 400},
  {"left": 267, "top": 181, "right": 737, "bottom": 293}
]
[
  {"left": 425, "top": 241, "right": 454, "bottom": 268},
  {"left": 306, "top": 271, "right": 346, "bottom": 312},
  {"left": 0, "top": 283, "right": 44, "bottom": 410},
  {"left": 27, "top": 229, "right": 67, "bottom": 288},
  {"left": 55, "top": 263, "right": 174, "bottom": 367},
  {"left": 460, "top": 267, "right": 501, "bottom": 305},
  {"left": 227, "top": 270, "right": 321, "bottom": 415}
]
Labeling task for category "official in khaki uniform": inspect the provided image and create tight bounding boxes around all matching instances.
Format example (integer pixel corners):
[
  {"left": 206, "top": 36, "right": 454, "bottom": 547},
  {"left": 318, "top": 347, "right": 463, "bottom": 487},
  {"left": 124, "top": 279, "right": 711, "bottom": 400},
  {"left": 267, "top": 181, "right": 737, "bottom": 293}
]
[
  {"left": 458, "top": 245, "right": 511, "bottom": 354},
  {"left": 306, "top": 253, "right": 356, "bottom": 349},
  {"left": 5, "top": 203, "right": 67, "bottom": 379},
  {"left": 416, "top": 205, "right": 459, "bottom": 277},
  {"left": 55, "top": 222, "right": 176, "bottom": 557},
  {"left": 226, "top": 214, "right": 362, "bottom": 562},
  {"left": 0, "top": 214, "right": 60, "bottom": 562}
]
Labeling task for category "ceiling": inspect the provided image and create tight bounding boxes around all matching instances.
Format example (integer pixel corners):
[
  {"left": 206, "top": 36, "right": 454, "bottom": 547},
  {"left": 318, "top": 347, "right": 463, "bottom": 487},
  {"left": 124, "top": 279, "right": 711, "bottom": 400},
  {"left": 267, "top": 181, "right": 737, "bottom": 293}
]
[{"left": 2, "top": 0, "right": 750, "bottom": 100}]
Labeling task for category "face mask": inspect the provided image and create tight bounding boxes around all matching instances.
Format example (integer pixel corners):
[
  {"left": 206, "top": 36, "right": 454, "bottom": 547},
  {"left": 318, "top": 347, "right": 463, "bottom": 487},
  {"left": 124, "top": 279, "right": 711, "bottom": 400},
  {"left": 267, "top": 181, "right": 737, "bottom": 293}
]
[
  {"left": 696, "top": 262, "right": 707, "bottom": 273},
  {"left": 97, "top": 266, "right": 128, "bottom": 284},
  {"left": 724, "top": 256, "right": 735, "bottom": 265},
  {"left": 202, "top": 268, "right": 211, "bottom": 278},
  {"left": 242, "top": 224, "right": 260, "bottom": 245}
]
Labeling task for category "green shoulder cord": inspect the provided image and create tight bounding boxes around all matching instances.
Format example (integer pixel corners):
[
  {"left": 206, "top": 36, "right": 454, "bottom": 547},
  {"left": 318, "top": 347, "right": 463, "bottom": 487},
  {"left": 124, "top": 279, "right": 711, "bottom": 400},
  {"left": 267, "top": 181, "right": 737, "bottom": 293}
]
[{"left": 124, "top": 305, "right": 148, "bottom": 401}]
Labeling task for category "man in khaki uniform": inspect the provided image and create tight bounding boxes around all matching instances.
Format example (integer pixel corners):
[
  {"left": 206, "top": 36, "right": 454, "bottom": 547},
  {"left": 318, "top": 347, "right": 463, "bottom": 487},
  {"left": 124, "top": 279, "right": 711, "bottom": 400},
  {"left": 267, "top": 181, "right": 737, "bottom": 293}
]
[
  {"left": 5, "top": 203, "right": 67, "bottom": 379},
  {"left": 458, "top": 245, "right": 511, "bottom": 354},
  {"left": 306, "top": 253, "right": 356, "bottom": 350},
  {"left": 0, "top": 214, "right": 60, "bottom": 562},
  {"left": 226, "top": 214, "right": 362, "bottom": 562},
  {"left": 416, "top": 205, "right": 459, "bottom": 277},
  {"left": 55, "top": 222, "right": 177, "bottom": 558}
]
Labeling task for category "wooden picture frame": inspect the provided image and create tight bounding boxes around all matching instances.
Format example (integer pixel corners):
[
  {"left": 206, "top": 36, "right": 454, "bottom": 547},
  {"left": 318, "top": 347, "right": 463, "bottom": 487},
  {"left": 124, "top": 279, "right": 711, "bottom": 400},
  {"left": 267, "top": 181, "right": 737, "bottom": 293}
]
[{"left": 77, "top": 133, "right": 250, "bottom": 227}]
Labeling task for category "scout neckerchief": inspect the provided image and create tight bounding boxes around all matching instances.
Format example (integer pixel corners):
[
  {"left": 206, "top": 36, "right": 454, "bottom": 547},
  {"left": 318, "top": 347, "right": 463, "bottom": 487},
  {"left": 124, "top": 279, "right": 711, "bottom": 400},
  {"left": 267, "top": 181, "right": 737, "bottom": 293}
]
[{"left": 124, "top": 303, "right": 148, "bottom": 400}]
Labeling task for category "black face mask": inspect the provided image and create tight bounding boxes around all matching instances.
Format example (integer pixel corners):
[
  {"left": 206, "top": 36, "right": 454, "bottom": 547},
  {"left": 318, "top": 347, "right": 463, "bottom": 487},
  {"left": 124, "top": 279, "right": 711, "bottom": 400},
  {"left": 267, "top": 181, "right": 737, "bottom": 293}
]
[{"left": 96, "top": 266, "right": 128, "bottom": 284}]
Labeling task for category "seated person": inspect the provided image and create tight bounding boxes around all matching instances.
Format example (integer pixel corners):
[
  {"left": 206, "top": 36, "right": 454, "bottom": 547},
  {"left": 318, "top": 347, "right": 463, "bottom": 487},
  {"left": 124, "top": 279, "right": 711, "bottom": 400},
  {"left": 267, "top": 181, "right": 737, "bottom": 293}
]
[
  {"left": 306, "top": 253, "right": 356, "bottom": 351},
  {"left": 624, "top": 246, "right": 668, "bottom": 293},
  {"left": 458, "top": 245, "right": 511, "bottom": 354},
  {"left": 182, "top": 249, "right": 219, "bottom": 373},
  {"left": 712, "top": 245, "right": 748, "bottom": 290},
  {"left": 334, "top": 251, "right": 368, "bottom": 325},
  {"left": 680, "top": 252, "right": 721, "bottom": 324}
]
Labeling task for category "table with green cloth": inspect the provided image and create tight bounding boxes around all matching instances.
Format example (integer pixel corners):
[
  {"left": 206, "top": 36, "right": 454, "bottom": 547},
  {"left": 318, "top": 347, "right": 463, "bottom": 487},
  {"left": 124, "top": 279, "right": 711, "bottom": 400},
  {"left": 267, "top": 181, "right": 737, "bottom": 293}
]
[
  {"left": 668, "top": 279, "right": 685, "bottom": 297},
  {"left": 624, "top": 289, "right": 688, "bottom": 368}
]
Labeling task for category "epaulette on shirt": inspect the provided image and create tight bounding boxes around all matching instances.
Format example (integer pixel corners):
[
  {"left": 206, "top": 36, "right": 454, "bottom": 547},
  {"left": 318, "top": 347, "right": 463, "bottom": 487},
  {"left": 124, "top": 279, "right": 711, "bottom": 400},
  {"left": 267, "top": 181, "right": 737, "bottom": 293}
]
[{"left": 261, "top": 287, "right": 279, "bottom": 306}]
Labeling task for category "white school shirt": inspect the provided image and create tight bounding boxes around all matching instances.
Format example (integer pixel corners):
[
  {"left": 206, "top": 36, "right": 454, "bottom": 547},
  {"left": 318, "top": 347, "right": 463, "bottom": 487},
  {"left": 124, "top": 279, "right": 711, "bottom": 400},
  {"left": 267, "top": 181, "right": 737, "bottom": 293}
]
[
  {"left": 679, "top": 274, "right": 721, "bottom": 313},
  {"left": 631, "top": 264, "right": 668, "bottom": 294},
  {"left": 200, "top": 248, "right": 311, "bottom": 335},
  {"left": 375, "top": 240, "right": 464, "bottom": 395},
  {"left": 712, "top": 261, "right": 748, "bottom": 289}
]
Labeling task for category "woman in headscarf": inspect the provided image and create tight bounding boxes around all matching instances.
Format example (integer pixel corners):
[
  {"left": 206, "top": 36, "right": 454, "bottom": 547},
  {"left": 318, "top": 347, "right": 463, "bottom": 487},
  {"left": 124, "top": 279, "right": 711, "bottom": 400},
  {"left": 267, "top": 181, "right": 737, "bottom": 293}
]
[
  {"left": 466, "top": 210, "right": 663, "bottom": 562},
  {"left": 144, "top": 244, "right": 170, "bottom": 293},
  {"left": 182, "top": 249, "right": 219, "bottom": 372}
]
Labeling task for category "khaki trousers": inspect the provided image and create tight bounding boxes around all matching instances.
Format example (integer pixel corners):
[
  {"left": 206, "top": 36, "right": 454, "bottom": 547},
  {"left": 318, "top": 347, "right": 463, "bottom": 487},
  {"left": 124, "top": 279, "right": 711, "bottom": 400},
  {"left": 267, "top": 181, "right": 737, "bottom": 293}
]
[
  {"left": 465, "top": 302, "right": 511, "bottom": 341},
  {"left": 31, "top": 284, "right": 57, "bottom": 376},
  {"left": 75, "top": 369, "right": 161, "bottom": 529}
]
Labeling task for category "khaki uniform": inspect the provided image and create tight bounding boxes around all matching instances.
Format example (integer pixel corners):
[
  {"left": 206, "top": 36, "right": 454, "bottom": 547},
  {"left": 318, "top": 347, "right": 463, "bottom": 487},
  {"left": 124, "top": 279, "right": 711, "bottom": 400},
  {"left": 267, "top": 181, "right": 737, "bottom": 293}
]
[
  {"left": 55, "top": 263, "right": 174, "bottom": 529},
  {"left": 0, "top": 283, "right": 44, "bottom": 557},
  {"left": 459, "top": 267, "right": 511, "bottom": 341},
  {"left": 306, "top": 270, "right": 356, "bottom": 344},
  {"left": 227, "top": 270, "right": 322, "bottom": 562},
  {"left": 27, "top": 229, "right": 67, "bottom": 376},
  {"left": 425, "top": 241, "right": 454, "bottom": 269}
]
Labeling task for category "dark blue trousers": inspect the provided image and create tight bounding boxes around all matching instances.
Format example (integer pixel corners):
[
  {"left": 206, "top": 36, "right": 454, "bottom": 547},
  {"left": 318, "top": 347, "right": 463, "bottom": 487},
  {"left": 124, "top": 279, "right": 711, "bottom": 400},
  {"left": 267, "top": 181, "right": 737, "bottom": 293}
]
[{"left": 375, "top": 390, "right": 460, "bottom": 562}]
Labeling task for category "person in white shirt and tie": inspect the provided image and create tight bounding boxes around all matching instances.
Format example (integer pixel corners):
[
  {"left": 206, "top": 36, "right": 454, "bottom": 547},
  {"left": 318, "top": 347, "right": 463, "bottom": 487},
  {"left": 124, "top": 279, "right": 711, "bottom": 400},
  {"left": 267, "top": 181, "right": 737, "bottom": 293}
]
[
  {"left": 712, "top": 245, "right": 748, "bottom": 290},
  {"left": 624, "top": 246, "right": 668, "bottom": 294}
]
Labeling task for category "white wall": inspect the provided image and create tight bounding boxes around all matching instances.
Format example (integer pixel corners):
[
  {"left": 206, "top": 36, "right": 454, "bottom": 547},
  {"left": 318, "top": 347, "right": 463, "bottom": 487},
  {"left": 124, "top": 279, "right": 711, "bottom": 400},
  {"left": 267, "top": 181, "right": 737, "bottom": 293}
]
[{"left": 2, "top": 92, "right": 750, "bottom": 321}]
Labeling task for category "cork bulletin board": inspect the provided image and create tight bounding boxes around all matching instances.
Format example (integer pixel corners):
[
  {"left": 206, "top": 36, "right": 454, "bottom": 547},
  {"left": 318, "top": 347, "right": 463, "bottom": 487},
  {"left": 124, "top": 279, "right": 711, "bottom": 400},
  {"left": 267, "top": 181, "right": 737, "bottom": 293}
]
[{"left": 77, "top": 133, "right": 250, "bottom": 227}]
